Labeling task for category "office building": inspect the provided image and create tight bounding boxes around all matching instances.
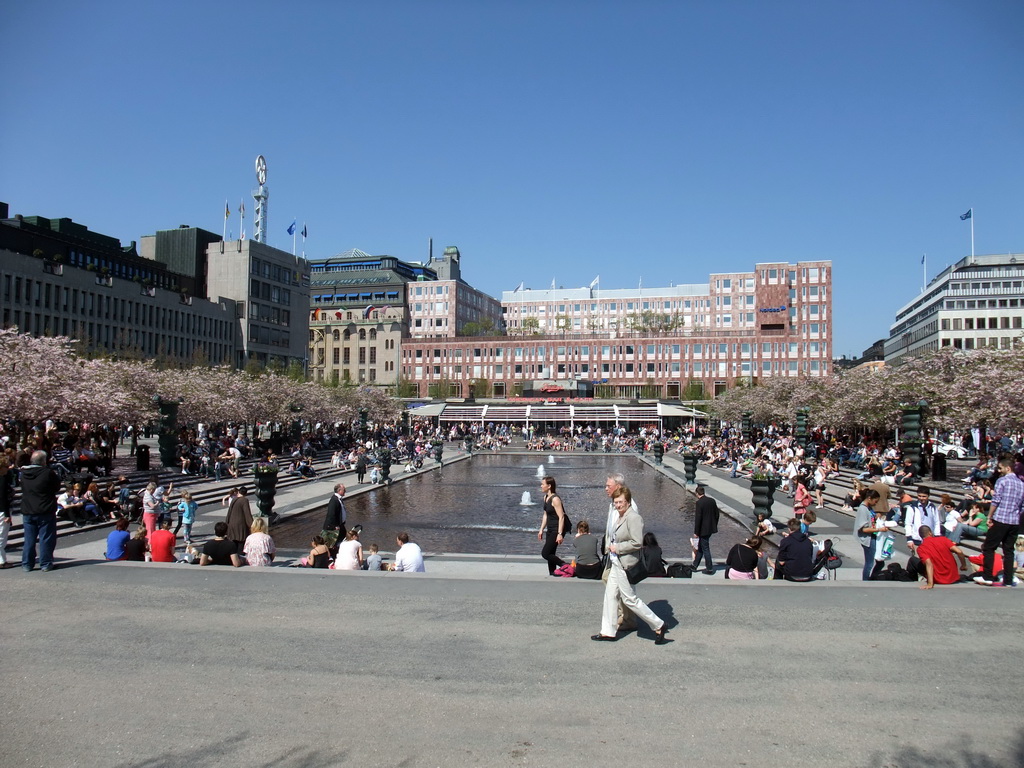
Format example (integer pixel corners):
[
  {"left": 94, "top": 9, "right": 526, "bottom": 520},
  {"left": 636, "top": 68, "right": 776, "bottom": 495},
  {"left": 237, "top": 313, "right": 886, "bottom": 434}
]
[
  {"left": 1, "top": 203, "right": 235, "bottom": 364},
  {"left": 884, "top": 253, "right": 1024, "bottom": 364},
  {"left": 402, "top": 260, "right": 833, "bottom": 399},
  {"left": 307, "top": 246, "right": 502, "bottom": 385}
]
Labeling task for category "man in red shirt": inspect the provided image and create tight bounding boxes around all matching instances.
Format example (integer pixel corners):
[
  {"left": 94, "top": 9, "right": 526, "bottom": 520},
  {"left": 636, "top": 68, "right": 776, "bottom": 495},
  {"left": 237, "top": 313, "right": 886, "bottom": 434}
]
[
  {"left": 912, "top": 525, "right": 968, "bottom": 589},
  {"left": 149, "top": 519, "right": 177, "bottom": 563}
]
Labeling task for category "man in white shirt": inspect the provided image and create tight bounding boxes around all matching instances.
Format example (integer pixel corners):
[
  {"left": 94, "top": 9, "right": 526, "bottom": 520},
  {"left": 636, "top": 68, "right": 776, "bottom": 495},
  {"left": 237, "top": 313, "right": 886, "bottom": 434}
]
[
  {"left": 392, "top": 532, "right": 425, "bottom": 572},
  {"left": 903, "top": 486, "right": 940, "bottom": 553}
]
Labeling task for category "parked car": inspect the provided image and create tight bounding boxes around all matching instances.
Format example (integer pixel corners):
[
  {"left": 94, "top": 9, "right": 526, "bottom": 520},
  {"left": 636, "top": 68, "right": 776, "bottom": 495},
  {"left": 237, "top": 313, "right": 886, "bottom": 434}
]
[{"left": 932, "top": 440, "right": 968, "bottom": 459}]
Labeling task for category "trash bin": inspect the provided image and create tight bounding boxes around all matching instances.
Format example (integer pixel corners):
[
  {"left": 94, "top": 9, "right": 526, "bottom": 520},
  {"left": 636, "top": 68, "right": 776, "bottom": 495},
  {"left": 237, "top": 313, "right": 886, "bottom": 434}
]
[
  {"left": 931, "top": 453, "right": 947, "bottom": 482},
  {"left": 136, "top": 444, "right": 150, "bottom": 472}
]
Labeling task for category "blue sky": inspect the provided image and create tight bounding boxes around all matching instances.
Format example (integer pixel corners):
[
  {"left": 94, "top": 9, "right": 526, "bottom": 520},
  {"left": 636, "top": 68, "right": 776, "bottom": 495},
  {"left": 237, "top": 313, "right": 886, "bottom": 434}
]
[{"left": 2, "top": 0, "right": 1021, "bottom": 358}]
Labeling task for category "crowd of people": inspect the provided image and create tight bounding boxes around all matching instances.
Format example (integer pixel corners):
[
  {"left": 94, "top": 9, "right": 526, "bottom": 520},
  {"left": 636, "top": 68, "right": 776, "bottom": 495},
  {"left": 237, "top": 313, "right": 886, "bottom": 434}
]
[{"left": 5, "top": 415, "right": 1023, "bottom": 598}]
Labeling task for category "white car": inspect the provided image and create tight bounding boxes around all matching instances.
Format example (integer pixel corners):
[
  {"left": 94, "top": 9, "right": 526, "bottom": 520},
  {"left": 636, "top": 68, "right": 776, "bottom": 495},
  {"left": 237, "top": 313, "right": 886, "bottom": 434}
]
[{"left": 932, "top": 440, "right": 968, "bottom": 459}]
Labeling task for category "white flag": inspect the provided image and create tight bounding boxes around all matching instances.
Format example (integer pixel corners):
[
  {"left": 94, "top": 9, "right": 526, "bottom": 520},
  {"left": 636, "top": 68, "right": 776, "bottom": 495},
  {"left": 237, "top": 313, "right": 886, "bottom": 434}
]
[
  {"left": 514, "top": 281, "right": 524, "bottom": 292},
  {"left": 589, "top": 276, "right": 599, "bottom": 290}
]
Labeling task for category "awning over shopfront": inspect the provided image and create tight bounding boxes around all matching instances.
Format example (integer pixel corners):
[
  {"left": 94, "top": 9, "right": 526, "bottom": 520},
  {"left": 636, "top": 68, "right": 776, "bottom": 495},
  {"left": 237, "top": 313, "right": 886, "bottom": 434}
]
[{"left": 407, "top": 401, "right": 707, "bottom": 432}]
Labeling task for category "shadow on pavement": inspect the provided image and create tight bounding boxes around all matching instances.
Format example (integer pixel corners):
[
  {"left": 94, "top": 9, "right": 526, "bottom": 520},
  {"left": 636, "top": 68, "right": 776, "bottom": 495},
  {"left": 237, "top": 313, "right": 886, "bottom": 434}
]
[
  {"left": 114, "top": 732, "right": 347, "bottom": 768},
  {"left": 867, "top": 728, "right": 1024, "bottom": 768}
]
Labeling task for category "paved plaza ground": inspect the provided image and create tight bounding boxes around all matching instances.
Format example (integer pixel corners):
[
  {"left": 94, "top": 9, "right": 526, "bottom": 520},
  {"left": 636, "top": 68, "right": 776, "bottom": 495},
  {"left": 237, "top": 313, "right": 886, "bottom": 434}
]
[
  {"left": 3, "top": 560, "right": 1023, "bottom": 768},
  {"left": 4, "top": 443, "right": 1023, "bottom": 766}
]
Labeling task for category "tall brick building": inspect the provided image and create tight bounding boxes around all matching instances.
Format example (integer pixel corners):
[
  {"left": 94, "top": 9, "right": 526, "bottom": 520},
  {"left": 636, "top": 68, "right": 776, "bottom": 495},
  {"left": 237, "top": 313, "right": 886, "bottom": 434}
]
[{"left": 401, "top": 261, "right": 832, "bottom": 399}]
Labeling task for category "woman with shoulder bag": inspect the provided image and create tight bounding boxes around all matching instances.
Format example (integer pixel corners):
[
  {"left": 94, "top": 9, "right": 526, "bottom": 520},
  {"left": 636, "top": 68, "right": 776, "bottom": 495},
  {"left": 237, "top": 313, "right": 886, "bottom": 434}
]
[
  {"left": 537, "top": 476, "right": 569, "bottom": 576},
  {"left": 591, "top": 486, "right": 668, "bottom": 645}
]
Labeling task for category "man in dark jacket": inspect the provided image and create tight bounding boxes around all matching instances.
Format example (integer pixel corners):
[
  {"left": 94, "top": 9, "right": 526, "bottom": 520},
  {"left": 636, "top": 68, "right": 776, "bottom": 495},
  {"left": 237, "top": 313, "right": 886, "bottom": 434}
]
[
  {"left": 776, "top": 518, "right": 814, "bottom": 580},
  {"left": 19, "top": 450, "right": 62, "bottom": 572},
  {"left": 323, "top": 483, "right": 348, "bottom": 540},
  {"left": 692, "top": 485, "right": 721, "bottom": 574}
]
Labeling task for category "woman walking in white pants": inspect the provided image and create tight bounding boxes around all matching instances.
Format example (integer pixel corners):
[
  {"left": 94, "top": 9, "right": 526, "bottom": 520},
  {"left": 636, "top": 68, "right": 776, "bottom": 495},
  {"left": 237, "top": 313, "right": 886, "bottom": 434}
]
[{"left": 592, "top": 486, "right": 668, "bottom": 644}]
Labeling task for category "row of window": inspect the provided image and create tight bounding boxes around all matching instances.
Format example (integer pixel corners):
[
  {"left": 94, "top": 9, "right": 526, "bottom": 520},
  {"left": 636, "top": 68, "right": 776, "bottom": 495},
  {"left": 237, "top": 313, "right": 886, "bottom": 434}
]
[
  {"left": 311, "top": 291, "right": 400, "bottom": 303},
  {"left": 249, "top": 301, "right": 291, "bottom": 328},
  {"left": 945, "top": 297, "right": 1021, "bottom": 310},
  {"left": 411, "top": 285, "right": 449, "bottom": 296},
  {"left": 942, "top": 337, "right": 1021, "bottom": 350},
  {"left": 331, "top": 348, "right": 377, "bottom": 364},
  {"left": 760, "top": 267, "right": 826, "bottom": 283},
  {"left": 2, "top": 275, "right": 231, "bottom": 339},
  {"left": 403, "top": 339, "right": 829, "bottom": 360},
  {"left": 250, "top": 278, "right": 292, "bottom": 307},
  {"left": 250, "top": 257, "right": 302, "bottom": 287},
  {"left": 246, "top": 323, "right": 291, "bottom": 348},
  {"left": 3, "top": 309, "right": 232, "bottom": 362},
  {"left": 64, "top": 250, "right": 168, "bottom": 287},
  {"left": 941, "top": 316, "right": 1023, "bottom": 331},
  {"left": 948, "top": 280, "right": 1022, "bottom": 292},
  {"left": 404, "top": 359, "right": 827, "bottom": 378}
]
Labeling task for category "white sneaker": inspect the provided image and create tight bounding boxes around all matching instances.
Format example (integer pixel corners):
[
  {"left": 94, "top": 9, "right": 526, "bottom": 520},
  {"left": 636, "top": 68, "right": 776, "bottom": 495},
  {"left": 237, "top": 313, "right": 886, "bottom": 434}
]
[{"left": 973, "top": 575, "right": 993, "bottom": 586}]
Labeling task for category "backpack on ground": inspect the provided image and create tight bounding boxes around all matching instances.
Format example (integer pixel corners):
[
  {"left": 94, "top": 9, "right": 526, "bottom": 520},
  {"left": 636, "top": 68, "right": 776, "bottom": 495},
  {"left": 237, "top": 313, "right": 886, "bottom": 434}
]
[{"left": 666, "top": 562, "right": 693, "bottom": 578}]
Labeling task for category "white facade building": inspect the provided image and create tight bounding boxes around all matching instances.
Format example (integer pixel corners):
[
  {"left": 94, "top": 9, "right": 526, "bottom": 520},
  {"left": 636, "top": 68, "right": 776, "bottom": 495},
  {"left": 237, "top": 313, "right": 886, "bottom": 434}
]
[{"left": 884, "top": 254, "right": 1024, "bottom": 364}]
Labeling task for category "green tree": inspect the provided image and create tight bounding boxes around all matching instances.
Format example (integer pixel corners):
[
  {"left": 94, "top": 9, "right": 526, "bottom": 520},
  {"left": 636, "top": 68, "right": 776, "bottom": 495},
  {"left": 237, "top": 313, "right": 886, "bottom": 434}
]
[
  {"left": 427, "top": 377, "right": 454, "bottom": 399},
  {"left": 392, "top": 376, "right": 419, "bottom": 398},
  {"left": 680, "top": 379, "right": 706, "bottom": 401},
  {"left": 639, "top": 378, "right": 660, "bottom": 398},
  {"left": 470, "top": 377, "right": 492, "bottom": 398},
  {"left": 459, "top": 318, "right": 500, "bottom": 337}
]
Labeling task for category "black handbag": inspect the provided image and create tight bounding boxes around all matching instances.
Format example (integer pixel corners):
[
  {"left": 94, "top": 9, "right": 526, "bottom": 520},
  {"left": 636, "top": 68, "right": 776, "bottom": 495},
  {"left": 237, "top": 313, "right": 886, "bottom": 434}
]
[{"left": 624, "top": 548, "right": 650, "bottom": 584}]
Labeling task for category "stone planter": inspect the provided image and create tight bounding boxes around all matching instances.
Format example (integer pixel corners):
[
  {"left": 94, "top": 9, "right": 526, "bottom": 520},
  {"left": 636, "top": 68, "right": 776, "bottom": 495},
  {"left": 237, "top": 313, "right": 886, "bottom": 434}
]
[
  {"left": 253, "top": 468, "right": 279, "bottom": 521},
  {"left": 681, "top": 451, "right": 698, "bottom": 485},
  {"left": 750, "top": 478, "right": 777, "bottom": 519}
]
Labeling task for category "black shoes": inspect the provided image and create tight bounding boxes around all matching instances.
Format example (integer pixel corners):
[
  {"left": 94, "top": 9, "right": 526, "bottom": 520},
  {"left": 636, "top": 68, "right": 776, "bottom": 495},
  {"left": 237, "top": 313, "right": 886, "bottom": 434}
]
[
  {"left": 591, "top": 634, "right": 618, "bottom": 642},
  {"left": 654, "top": 626, "right": 669, "bottom": 645}
]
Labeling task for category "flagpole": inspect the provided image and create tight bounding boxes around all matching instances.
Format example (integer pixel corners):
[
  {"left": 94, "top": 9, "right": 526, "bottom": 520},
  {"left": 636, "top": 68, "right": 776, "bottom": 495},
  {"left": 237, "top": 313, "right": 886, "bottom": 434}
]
[
  {"left": 292, "top": 227, "right": 296, "bottom": 256},
  {"left": 223, "top": 200, "right": 227, "bottom": 240},
  {"left": 922, "top": 253, "right": 927, "bottom": 293},
  {"left": 521, "top": 283, "right": 525, "bottom": 336},
  {"left": 971, "top": 211, "right": 975, "bottom": 261}
]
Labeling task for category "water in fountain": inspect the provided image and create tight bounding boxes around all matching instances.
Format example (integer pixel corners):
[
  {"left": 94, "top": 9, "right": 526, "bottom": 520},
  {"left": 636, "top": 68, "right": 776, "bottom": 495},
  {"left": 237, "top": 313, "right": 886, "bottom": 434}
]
[
  {"left": 520, "top": 491, "right": 533, "bottom": 505},
  {"left": 272, "top": 454, "right": 752, "bottom": 557},
  {"left": 548, "top": 455, "right": 555, "bottom": 463},
  {"left": 536, "top": 465, "right": 545, "bottom": 477}
]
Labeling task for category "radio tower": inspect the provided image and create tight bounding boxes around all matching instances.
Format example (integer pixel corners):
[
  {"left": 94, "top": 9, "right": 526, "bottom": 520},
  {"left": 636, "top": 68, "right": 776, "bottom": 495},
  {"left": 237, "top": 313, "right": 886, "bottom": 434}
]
[{"left": 253, "top": 154, "right": 269, "bottom": 244}]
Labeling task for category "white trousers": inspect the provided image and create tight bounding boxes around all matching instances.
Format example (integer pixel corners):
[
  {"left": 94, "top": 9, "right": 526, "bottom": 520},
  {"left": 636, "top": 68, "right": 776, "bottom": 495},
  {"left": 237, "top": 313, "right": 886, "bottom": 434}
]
[
  {"left": 0, "top": 516, "right": 9, "bottom": 564},
  {"left": 601, "top": 561, "right": 664, "bottom": 637}
]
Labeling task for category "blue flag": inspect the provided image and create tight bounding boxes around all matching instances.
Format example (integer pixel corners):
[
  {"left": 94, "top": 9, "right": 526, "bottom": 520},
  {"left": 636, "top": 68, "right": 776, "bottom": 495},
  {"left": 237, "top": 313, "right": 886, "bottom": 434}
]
[
  {"left": 921, "top": 254, "right": 925, "bottom": 265},
  {"left": 960, "top": 209, "right": 972, "bottom": 220},
  {"left": 301, "top": 224, "right": 307, "bottom": 239},
  {"left": 287, "top": 220, "right": 296, "bottom": 235}
]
